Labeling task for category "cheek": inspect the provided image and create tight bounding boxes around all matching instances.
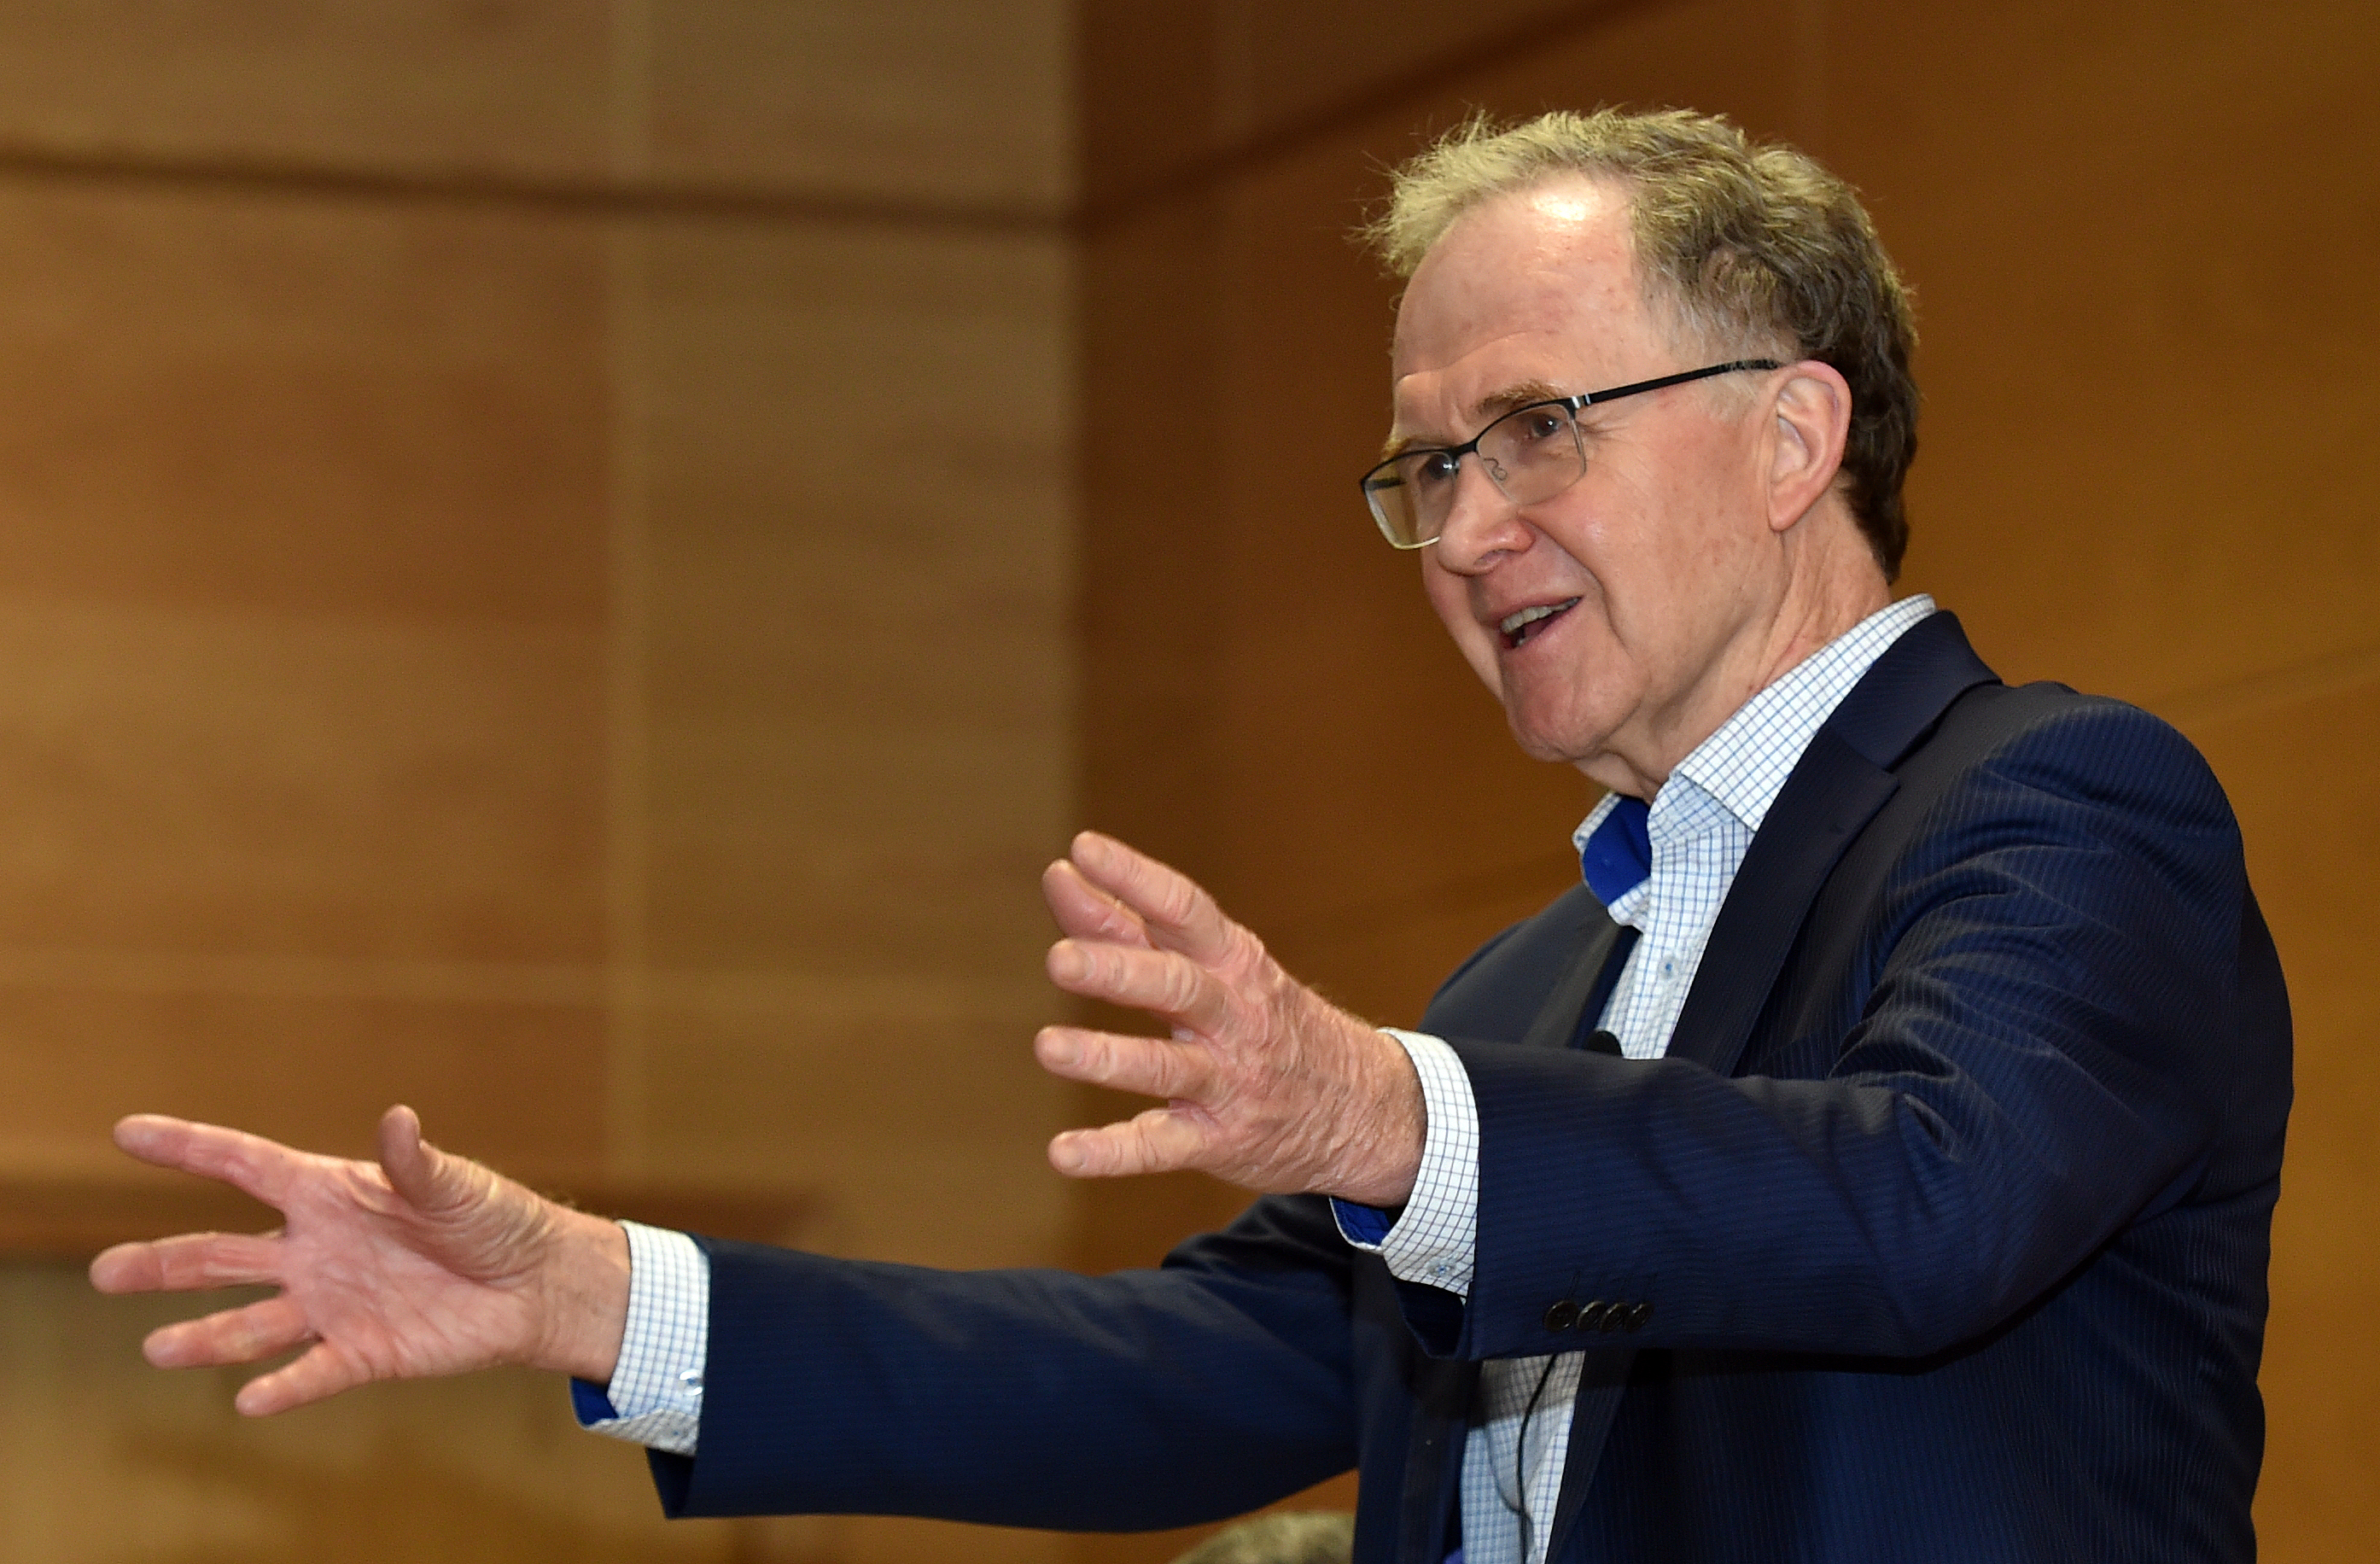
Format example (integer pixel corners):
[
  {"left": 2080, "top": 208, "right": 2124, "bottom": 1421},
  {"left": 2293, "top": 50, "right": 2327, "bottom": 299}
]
[{"left": 1421, "top": 560, "right": 1502, "bottom": 688}]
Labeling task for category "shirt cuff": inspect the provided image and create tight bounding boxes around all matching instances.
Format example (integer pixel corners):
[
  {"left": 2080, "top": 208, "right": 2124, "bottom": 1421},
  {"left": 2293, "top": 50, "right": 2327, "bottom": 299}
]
[
  {"left": 1330, "top": 1029, "right": 1479, "bottom": 1296},
  {"left": 572, "top": 1220, "right": 709, "bottom": 1456}
]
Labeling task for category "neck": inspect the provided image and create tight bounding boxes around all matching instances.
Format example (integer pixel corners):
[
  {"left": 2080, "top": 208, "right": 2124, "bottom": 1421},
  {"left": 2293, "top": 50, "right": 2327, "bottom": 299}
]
[{"left": 1584, "top": 523, "right": 1893, "bottom": 798}]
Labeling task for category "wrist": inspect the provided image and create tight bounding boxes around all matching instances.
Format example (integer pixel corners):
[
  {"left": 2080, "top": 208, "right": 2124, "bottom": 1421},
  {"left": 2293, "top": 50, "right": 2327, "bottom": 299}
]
[
  {"left": 1329, "top": 1024, "right": 1426, "bottom": 1207},
  {"left": 532, "top": 1208, "right": 633, "bottom": 1384}
]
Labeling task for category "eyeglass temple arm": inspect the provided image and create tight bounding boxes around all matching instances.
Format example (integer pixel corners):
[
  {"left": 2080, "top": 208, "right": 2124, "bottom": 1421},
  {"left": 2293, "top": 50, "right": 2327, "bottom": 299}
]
[{"left": 1572, "top": 358, "right": 1784, "bottom": 406}]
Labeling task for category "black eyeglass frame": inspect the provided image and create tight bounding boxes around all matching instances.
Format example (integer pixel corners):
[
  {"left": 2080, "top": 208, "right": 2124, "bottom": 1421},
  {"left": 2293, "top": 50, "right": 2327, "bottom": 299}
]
[{"left": 1357, "top": 358, "right": 1785, "bottom": 548}]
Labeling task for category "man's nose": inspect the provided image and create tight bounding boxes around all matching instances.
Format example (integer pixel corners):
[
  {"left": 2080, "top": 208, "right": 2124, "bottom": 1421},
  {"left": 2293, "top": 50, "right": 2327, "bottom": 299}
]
[{"left": 1431, "top": 458, "right": 1531, "bottom": 572}]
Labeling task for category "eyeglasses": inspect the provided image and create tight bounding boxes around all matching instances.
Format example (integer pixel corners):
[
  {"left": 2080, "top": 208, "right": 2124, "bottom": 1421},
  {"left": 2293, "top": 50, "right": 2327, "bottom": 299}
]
[{"left": 1356, "top": 359, "right": 1782, "bottom": 548}]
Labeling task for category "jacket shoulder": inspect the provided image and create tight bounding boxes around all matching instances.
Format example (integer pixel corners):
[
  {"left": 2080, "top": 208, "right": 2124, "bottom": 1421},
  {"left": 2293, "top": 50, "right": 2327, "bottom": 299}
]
[{"left": 1917, "top": 680, "right": 2230, "bottom": 815}]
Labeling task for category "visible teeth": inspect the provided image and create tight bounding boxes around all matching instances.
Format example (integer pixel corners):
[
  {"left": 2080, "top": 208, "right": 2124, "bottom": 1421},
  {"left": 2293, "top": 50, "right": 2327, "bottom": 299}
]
[{"left": 1500, "top": 599, "right": 1580, "bottom": 636}]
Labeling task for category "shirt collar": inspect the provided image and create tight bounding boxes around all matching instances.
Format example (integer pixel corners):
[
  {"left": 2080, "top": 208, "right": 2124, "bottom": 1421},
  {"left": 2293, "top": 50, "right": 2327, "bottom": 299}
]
[{"left": 1571, "top": 594, "right": 1938, "bottom": 861}]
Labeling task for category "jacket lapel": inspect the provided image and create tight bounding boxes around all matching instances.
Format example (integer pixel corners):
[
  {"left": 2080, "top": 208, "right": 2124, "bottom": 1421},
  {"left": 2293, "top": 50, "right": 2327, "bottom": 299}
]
[
  {"left": 1396, "top": 1357, "right": 1477, "bottom": 1564},
  {"left": 1545, "top": 1349, "right": 1634, "bottom": 1561},
  {"left": 1664, "top": 612, "right": 1997, "bottom": 1081},
  {"left": 1519, "top": 907, "right": 1631, "bottom": 1052},
  {"left": 1539, "top": 614, "right": 1999, "bottom": 1562}
]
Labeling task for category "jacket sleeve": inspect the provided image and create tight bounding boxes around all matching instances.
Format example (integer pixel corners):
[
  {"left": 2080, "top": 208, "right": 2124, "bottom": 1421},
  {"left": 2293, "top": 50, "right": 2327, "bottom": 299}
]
[
  {"left": 648, "top": 1192, "right": 1362, "bottom": 1525},
  {"left": 1440, "top": 702, "right": 2280, "bottom": 1363}
]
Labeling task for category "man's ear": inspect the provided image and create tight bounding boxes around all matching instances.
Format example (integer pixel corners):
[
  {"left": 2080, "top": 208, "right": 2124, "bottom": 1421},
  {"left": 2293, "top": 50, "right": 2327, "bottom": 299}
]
[{"left": 1765, "top": 361, "right": 1852, "bottom": 533}]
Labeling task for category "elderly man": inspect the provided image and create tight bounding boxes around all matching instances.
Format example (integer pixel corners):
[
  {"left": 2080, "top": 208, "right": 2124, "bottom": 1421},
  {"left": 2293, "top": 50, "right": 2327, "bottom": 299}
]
[{"left": 94, "top": 110, "right": 2288, "bottom": 1564}]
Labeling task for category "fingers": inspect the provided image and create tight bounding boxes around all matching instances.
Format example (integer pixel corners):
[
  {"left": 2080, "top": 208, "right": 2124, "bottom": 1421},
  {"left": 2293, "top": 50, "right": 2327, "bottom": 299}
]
[
  {"left": 1067, "top": 832, "right": 1236, "bottom": 966},
  {"left": 376, "top": 1104, "right": 432, "bottom": 1205},
  {"left": 1035, "top": 1026, "right": 1210, "bottom": 1101},
  {"left": 111, "top": 1116, "right": 295, "bottom": 1206},
  {"left": 90, "top": 1231, "right": 281, "bottom": 1295},
  {"left": 377, "top": 1105, "right": 481, "bottom": 1218},
  {"left": 235, "top": 1341, "right": 370, "bottom": 1418},
  {"left": 1041, "top": 858, "right": 1152, "bottom": 947},
  {"left": 1046, "top": 938, "right": 1230, "bottom": 1034},
  {"left": 1047, "top": 1105, "right": 1209, "bottom": 1179},
  {"left": 143, "top": 1293, "right": 312, "bottom": 1371}
]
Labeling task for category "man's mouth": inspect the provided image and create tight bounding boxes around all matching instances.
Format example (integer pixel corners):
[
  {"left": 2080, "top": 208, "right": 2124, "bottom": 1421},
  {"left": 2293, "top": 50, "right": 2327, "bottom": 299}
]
[{"left": 1499, "top": 598, "right": 1581, "bottom": 649}]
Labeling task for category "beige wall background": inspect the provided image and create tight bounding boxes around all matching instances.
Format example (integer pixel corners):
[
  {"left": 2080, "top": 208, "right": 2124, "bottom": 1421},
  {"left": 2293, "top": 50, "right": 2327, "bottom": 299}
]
[{"left": 0, "top": 3, "right": 2367, "bottom": 1563}]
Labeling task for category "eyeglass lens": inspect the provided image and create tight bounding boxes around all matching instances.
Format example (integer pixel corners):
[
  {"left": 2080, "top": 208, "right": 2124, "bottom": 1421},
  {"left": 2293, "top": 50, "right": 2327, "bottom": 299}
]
[{"left": 1363, "top": 402, "right": 1589, "bottom": 548}]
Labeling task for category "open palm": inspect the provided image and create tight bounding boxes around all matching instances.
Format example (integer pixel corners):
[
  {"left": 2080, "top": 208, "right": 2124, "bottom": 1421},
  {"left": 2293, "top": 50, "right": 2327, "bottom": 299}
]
[{"left": 89, "top": 1106, "right": 627, "bottom": 1415}]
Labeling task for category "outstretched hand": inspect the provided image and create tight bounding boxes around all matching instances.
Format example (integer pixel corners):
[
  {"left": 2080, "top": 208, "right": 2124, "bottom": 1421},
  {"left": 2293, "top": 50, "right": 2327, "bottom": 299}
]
[
  {"left": 1036, "top": 831, "right": 1426, "bottom": 1205},
  {"left": 88, "top": 1106, "right": 628, "bottom": 1415}
]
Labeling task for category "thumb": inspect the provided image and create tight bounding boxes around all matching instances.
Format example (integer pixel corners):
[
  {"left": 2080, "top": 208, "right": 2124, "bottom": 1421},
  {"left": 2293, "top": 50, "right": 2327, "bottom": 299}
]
[{"left": 376, "top": 1104, "right": 475, "bottom": 1215}]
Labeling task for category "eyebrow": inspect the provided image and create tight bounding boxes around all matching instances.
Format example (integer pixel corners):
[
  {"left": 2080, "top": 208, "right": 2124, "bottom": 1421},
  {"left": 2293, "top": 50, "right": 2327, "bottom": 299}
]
[
  {"left": 1473, "top": 378, "right": 1570, "bottom": 421},
  {"left": 1380, "top": 378, "right": 1573, "bottom": 462}
]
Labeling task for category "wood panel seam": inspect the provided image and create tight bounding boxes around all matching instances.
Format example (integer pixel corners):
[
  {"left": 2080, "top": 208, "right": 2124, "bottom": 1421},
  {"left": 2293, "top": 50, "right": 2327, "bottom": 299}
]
[
  {"left": 603, "top": 224, "right": 653, "bottom": 1180},
  {"left": 0, "top": 1, "right": 1673, "bottom": 239},
  {"left": 0, "top": 946, "right": 1050, "bottom": 1017},
  {"left": 0, "top": 141, "right": 1069, "bottom": 233},
  {"left": 2153, "top": 642, "right": 2380, "bottom": 732}
]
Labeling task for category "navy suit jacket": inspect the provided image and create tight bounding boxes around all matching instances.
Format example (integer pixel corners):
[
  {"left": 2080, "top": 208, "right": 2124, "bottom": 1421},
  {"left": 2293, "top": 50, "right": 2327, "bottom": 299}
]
[{"left": 649, "top": 614, "right": 2291, "bottom": 1563}]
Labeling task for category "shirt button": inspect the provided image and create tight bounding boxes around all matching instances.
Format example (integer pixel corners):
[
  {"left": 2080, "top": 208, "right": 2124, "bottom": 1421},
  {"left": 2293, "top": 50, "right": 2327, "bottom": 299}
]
[{"left": 679, "top": 1370, "right": 704, "bottom": 1394}]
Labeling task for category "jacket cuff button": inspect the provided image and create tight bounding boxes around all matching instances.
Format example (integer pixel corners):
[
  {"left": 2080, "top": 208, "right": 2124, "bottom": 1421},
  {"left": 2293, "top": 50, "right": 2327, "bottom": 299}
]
[
  {"left": 1543, "top": 1299, "right": 1579, "bottom": 1333},
  {"left": 1573, "top": 1300, "right": 1608, "bottom": 1333},
  {"left": 1623, "top": 1301, "right": 1653, "bottom": 1332}
]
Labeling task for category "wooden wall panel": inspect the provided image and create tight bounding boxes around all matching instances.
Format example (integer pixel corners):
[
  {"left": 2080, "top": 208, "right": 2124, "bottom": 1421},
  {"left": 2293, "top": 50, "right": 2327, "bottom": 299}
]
[
  {"left": 1831, "top": 0, "right": 2380, "bottom": 702},
  {"left": 0, "top": 185, "right": 611, "bottom": 625},
  {"left": 637, "top": 220, "right": 1073, "bottom": 983},
  {"left": 1074, "top": 196, "right": 1231, "bottom": 879},
  {"left": 0, "top": 608, "right": 604, "bottom": 965},
  {"left": 0, "top": 2, "right": 615, "bottom": 180},
  {"left": 0, "top": 4, "right": 1081, "bottom": 1563},
  {"left": 0, "top": 183, "right": 612, "bottom": 1181},
  {"left": 0, "top": 1, "right": 1075, "bottom": 209},
  {"left": 646, "top": 0, "right": 1073, "bottom": 211},
  {"left": 629, "top": 212, "right": 1077, "bottom": 1299}
]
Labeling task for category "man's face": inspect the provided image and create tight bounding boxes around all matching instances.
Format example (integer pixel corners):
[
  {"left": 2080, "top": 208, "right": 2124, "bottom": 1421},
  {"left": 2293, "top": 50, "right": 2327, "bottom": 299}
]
[{"left": 1391, "top": 178, "right": 1783, "bottom": 789}]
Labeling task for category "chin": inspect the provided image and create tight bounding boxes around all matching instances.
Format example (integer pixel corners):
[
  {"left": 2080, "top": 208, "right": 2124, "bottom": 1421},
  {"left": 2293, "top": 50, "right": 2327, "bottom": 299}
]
[
  {"left": 1502, "top": 712, "right": 1599, "bottom": 767},
  {"left": 1496, "top": 680, "right": 1620, "bottom": 768}
]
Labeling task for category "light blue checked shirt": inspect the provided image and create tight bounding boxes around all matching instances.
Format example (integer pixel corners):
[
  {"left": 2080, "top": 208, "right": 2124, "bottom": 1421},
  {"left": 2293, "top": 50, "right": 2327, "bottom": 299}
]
[{"left": 581, "top": 596, "right": 1940, "bottom": 1531}]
